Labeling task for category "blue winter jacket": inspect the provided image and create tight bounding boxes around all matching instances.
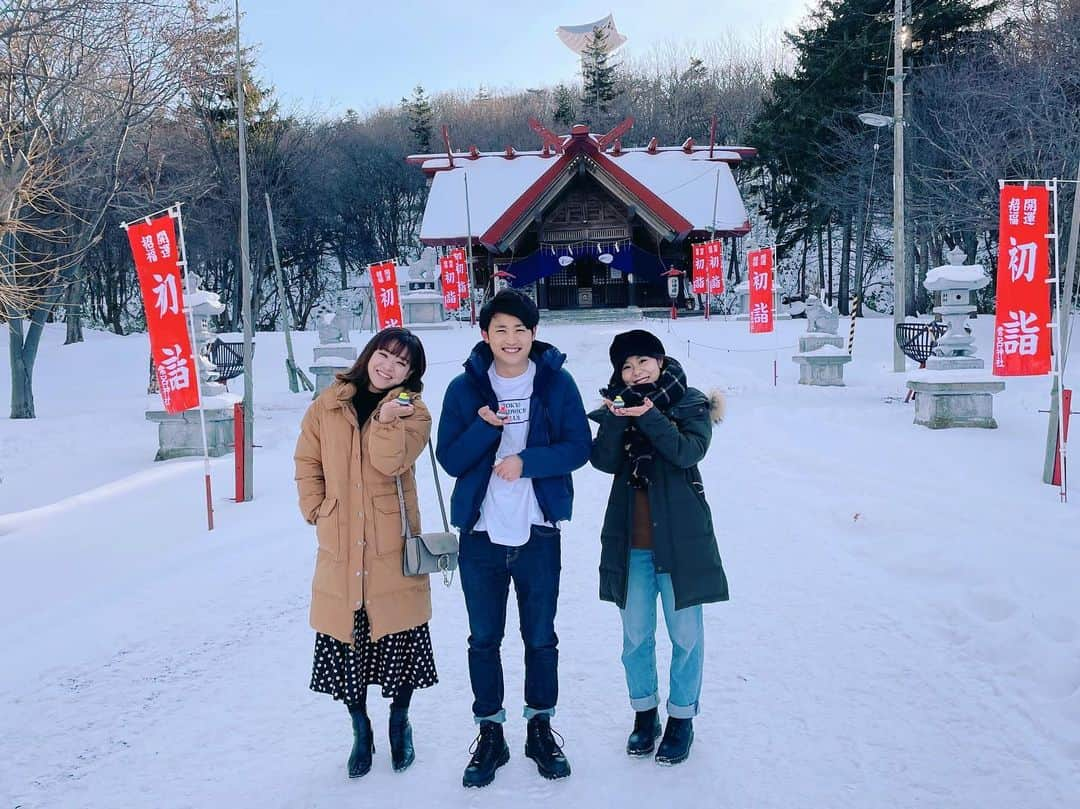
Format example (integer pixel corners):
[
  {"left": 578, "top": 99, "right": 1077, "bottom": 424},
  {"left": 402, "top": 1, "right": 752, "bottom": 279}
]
[{"left": 435, "top": 340, "right": 591, "bottom": 534}]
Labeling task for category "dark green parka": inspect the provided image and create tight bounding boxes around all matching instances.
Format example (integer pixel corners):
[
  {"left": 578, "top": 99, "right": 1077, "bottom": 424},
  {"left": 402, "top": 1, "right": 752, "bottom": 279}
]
[{"left": 589, "top": 388, "right": 729, "bottom": 610}]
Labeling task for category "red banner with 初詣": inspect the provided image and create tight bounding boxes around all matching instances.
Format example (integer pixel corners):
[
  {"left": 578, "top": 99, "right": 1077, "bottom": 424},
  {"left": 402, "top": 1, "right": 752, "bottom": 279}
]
[
  {"left": 126, "top": 214, "right": 199, "bottom": 413},
  {"left": 439, "top": 255, "right": 460, "bottom": 310},
  {"left": 993, "top": 185, "right": 1052, "bottom": 376},
  {"left": 450, "top": 248, "right": 470, "bottom": 308},
  {"left": 691, "top": 243, "right": 707, "bottom": 295},
  {"left": 705, "top": 240, "right": 724, "bottom": 296},
  {"left": 747, "top": 247, "right": 774, "bottom": 334},
  {"left": 370, "top": 260, "right": 403, "bottom": 329}
]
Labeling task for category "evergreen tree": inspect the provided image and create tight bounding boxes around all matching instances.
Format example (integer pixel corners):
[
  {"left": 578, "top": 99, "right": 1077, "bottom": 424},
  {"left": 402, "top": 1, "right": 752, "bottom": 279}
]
[
  {"left": 581, "top": 26, "right": 618, "bottom": 122},
  {"left": 553, "top": 83, "right": 576, "bottom": 128},
  {"left": 749, "top": 0, "right": 995, "bottom": 254},
  {"left": 671, "top": 56, "right": 710, "bottom": 138},
  {"left": 401, "top": 84, "right": 433, "bottom": 153}
]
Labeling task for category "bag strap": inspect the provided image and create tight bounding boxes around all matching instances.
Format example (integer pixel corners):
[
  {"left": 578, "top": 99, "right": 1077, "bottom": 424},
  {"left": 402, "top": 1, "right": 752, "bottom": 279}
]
[
  {"left": 395, "top": 440, "right": 451, "bottom": 537},
  {"left": 426, "top": 440, "right": 450, "bottom": 533},
  {"left": 394, "top": 475, "right": 413, "bottom": 539}
]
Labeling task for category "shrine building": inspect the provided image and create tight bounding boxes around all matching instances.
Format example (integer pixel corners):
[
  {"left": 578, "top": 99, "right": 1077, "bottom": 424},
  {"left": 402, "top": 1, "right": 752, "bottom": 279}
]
[{"left": 406, "top": 118, "right": 755, "bottom": 311}]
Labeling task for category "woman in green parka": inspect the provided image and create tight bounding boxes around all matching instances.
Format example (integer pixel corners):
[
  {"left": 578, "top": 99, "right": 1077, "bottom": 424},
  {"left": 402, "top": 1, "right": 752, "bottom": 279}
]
[{"left": 589, "top": 329, "right": 728, "bottom": 767}]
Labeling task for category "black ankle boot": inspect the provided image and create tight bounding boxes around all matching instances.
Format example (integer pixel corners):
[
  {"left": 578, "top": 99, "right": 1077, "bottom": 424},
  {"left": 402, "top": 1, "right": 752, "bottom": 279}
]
[
  {"left": 389, "top": 708, "right": 415, "bottom": 772},
  {"left": 462, "top": 720, "right": 510, "bottom": 788},
  {"left": 626, "top": 708, "right": 662, "bottom": 757},
  {"left": 524, "top": 714, "right": 571, "bottom": 780},
  {"left": 655, "top": 717, "right": 694, "bottom": 766},
  {"left": 348, "top": 712, "right": 375, "bottom": 778}
]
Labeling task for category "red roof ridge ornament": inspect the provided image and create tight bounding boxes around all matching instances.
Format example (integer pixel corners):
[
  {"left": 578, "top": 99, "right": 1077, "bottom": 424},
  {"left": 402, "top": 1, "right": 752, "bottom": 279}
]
[
  {"left": 682, "top": 137, "right": 695, "bottom": 153},
  {"left": 468, "top": 145, "right": 480, "bottom": 160},
  {"left": 528, "top": 117, "right": 566, "bottom": 153},
  {"left": 646, "top": 137, "right": 659, "bottom": 154},
  {"left": 611, "top": 139, "right": 623, "bottom": 156},
  {"left": 441, "top": 125, "right": 455, "bottom": 168},
  {"left": 504, "top": 145, "right": 516, "bottom": 159},
  {"left": 596, "top": 116, "right": 634, "bottom": 151}
]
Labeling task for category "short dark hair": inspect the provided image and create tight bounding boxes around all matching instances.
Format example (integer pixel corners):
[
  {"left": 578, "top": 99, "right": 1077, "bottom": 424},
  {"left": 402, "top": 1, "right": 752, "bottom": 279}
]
[
  {"left": 479, "top": 289, "right": 539, "bottom": 331},
  {"left": 337, "top": 327, "right": 427, "bottom": 392}
]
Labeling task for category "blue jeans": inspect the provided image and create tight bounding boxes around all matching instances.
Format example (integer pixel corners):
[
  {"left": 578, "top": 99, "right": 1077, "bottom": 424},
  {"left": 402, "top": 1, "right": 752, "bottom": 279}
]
[
  {"left": 459, "top": 526, "right": 561, "bottom": 723},
  {"left": 620, "top": 549, "right": 704, "bottom": 719}
]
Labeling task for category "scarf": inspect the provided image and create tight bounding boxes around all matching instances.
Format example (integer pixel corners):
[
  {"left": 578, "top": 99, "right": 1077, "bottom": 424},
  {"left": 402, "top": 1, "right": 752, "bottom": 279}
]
[{"left": 601, "top": 357, "right": 687, "bottom": 488}]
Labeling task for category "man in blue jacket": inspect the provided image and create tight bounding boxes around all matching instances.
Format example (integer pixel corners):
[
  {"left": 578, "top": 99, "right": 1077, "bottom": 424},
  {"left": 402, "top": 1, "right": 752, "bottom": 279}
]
[{"left": 436, "top": 289, "right": 590, "bottom": 788}]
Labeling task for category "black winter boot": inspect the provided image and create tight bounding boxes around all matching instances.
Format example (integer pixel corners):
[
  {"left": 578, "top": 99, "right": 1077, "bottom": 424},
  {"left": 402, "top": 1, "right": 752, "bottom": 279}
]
[
  {"left": 348, "top": 712, "right": 375, "bottom": 778},
  {"left": 389, "top": 708, "right": 415, "bottom": 772},
  {"left": 524, "top": 714, "right": 571, "bottom": 780},
  {"left": 655, "top": 717, "right": 694, "bottom": 766},
  {"left": 462, "top": 720, "right": 510, "bottom": 788},
  {"left": 626, "top": 708, "right": 662, "bottom": 757}
]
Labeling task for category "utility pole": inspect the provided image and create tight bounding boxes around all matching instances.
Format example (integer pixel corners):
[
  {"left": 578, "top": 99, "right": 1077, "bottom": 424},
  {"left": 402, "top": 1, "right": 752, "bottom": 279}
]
[
  {"left": 891, "top": 0, "right": 907, "bottom": 372},
  {"left": 235, "top": 0, "right": 254, "bottom": 500}
]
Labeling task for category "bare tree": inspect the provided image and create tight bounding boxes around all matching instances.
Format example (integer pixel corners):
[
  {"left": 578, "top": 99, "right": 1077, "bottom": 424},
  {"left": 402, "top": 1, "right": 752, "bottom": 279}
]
[{"left": 2, "top": 0, "right": 225, "bottom": 417}]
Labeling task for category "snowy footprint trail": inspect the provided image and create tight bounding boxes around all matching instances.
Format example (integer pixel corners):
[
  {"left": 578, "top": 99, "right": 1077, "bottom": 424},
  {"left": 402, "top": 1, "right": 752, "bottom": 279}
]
[{"left": 1, "top": 319, "right": 1077, "bottom": 808}]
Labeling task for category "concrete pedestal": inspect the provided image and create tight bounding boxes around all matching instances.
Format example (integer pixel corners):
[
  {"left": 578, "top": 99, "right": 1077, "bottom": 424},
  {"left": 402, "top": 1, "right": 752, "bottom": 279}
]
[
  {"left": 925, "top": 356, "right": 983, "bottom": 371},
  {"left": 314, "top": 344, "right": 356, "bottom": 363},
  {"left": 402, "top": 290, "right": 451, "bottom": 330},
  {"left": 145, "top": 404, "right": 238, "bottom": 461},
  {"left": 310, "top": 360, "right": 353, "bottom": 397},
  {"left": 793, "top": 351, "right": 852, "bottom": 386},
  {"left": 906, "top": 375, "right": 1006, "bottom": 429},
  {"left": 793, "top": 333, "right": 851, "bottom": 386},
  {"left": 800, "top": 333, "right": 845, "bottom": 352}
]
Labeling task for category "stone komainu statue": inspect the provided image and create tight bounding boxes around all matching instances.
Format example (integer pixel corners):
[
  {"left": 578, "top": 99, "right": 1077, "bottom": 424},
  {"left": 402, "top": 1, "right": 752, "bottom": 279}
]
[{"left": 804, "top": 295, "right": 839, "bottom": 335}]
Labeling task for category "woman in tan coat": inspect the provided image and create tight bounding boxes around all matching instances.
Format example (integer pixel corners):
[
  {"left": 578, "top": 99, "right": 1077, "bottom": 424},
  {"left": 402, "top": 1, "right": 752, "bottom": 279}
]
[{"left": 294, "top": 327, "right": 435, "bottom": 780}]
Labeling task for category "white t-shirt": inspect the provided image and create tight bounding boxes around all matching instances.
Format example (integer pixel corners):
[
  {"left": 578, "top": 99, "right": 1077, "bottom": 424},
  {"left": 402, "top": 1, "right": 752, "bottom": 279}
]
[{"left": 474, "top": 360, "right": 548, "bottom": 546}]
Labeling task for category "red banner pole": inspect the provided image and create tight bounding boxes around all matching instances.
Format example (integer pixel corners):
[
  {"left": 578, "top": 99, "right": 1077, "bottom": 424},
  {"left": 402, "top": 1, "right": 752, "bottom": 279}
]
[
  {"left": 1052, "top": 389, "right": 1072, "bottom": 487},
  {"left": 172, "top": 205, "right": 214, "bottom": 531},
  {"left": 234, "top": 401, "right": 245, "bottom": 502},
  {"left": 1049, "top": 179, "right": 1068, "bottom": 501}
]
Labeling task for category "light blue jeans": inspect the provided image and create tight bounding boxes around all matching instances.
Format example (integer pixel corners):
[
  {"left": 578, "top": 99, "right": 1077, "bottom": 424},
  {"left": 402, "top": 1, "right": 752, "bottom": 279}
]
[{"left": 620, "top": 549, "right": 704, "bottom": 719}]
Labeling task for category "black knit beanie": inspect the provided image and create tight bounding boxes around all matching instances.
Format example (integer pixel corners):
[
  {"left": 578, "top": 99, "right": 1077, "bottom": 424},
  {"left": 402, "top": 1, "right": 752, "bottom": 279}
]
[
  {"left": 479, "top": 289, "right": 539, "bottom": 331},
  {"left": 609, "top": 329, "right": 666, "bottom": 372}
]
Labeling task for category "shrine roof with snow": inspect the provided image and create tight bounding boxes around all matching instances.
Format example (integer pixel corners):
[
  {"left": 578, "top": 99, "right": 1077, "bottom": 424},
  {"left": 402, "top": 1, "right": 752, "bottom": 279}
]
[{"left": 406, "top": 121, "right": 755, "bottom": 251}]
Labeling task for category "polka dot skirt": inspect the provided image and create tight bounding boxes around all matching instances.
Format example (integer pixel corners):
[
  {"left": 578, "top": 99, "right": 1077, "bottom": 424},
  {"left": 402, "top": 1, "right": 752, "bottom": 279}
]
[{"left": 310, "top": 609, "right": 438, "bottom": 703}]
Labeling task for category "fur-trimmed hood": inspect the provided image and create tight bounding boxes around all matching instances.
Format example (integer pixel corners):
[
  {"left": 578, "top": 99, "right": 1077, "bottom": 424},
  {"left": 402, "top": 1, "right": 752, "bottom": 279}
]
[{"left": 706, "top": 389, "right": 725, "bottom": 423}]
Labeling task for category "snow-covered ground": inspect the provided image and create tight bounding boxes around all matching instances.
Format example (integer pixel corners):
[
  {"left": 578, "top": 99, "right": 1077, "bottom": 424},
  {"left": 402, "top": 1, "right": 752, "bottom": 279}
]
[{"left": 1, "top": 315, "right": 1077, "bottom": 809}]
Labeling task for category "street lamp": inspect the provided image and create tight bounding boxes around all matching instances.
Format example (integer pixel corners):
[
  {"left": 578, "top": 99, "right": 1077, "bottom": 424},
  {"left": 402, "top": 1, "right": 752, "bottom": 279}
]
[
  {"left": 858, "top": 105, "right": 906, "bottom": 372},
  {"left": 857, "top": 112, "right": 893, "bottom": 128},
  {"left": 857, "top": 0, "right": 907, "bottom": 373}
]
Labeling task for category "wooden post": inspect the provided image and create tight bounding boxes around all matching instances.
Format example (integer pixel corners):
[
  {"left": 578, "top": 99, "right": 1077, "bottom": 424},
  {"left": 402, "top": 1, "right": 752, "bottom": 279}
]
[{"left": 265, "top": 193, "right": 313, "bottom": 393}]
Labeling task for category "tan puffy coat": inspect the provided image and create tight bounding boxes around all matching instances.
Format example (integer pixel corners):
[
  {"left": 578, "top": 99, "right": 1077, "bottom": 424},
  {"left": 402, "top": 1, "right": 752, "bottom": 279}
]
[{"left": 294, "top": 381, "right": 432, "bottom": 644}]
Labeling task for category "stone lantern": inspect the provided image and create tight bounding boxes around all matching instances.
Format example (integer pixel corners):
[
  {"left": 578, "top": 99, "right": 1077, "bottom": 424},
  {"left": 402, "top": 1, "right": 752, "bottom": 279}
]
[
  {"left": 145, "top": 274, "right": 240, "bottom": 461},
  {"left": 924, "top": 246, "right": 988, "bottom": 370},
  {"left": 906, "top": 246, "right": 1005, "bottom": 428}
]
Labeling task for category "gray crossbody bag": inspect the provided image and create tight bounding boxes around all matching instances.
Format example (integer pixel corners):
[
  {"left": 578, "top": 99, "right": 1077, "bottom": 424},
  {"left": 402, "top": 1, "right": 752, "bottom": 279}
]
[{"left": 395, "top": 441, "right": 458, "bottom": 586}]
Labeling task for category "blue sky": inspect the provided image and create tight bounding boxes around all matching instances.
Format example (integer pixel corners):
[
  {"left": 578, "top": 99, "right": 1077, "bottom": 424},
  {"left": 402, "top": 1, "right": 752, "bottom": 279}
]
[{"left": 239, "top": 1, "right": 810, "bottom": 115}]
